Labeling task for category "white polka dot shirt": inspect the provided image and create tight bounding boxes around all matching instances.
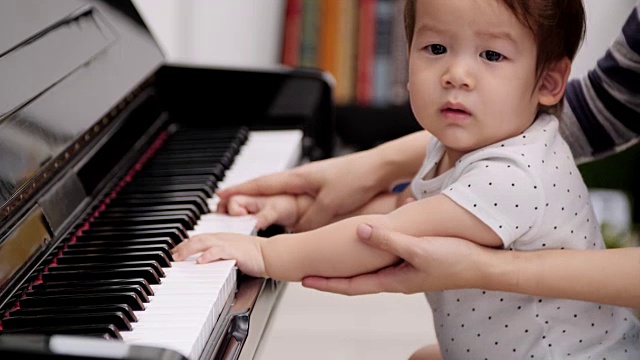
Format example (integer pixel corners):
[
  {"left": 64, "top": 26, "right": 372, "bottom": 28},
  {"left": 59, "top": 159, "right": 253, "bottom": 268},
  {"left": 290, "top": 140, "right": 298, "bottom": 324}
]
[{"left": 410, "top": 114, "right": 640, "bottom": 359}]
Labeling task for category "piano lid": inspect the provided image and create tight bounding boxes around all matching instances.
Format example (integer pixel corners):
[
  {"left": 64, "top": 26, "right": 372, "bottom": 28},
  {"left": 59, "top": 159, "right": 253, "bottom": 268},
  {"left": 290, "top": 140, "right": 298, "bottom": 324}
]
[{"left": 0, "top": 0, "right": 164, "bottom": 221}]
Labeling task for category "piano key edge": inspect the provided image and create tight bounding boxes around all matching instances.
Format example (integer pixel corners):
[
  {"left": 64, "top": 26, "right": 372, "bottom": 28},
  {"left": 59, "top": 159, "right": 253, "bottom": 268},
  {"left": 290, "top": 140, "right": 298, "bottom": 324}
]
[{"left": 209, "top": 277, "right": 286, "bottom": 360}]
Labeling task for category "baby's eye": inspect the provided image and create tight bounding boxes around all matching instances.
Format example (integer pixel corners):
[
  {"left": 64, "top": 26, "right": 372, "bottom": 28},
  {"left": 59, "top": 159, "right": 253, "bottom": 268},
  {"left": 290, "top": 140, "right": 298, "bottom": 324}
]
[
  {"left": 480, "top": 50, "right": 504, "bottom": 62},
  {"left": 425, "top": 44, "right": 447, "bottom": 55}
]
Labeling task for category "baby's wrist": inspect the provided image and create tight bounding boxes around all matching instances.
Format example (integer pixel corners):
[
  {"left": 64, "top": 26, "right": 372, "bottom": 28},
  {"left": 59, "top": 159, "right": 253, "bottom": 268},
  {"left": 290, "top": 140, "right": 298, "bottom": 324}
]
[{"left": 254, "top": 237, "right": 270, "bottom": 278}]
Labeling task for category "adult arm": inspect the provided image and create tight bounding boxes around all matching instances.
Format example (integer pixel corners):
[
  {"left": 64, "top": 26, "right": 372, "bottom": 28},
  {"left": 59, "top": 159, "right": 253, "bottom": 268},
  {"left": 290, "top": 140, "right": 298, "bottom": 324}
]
[
  {"left": 303, "top": 225, "right": 640, "bottom": 309},
  {"left": 560, "top": 4, "right": 640, "bottom": 163},
  {"left": 217, "top": 130, "right": 431, "bottom": 231}
]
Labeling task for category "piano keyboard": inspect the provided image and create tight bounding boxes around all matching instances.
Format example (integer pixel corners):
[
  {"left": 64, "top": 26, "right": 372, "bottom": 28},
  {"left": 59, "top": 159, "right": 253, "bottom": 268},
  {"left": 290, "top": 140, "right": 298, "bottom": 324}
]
[
  {"left": 122, "top": 130, "right": 303, "bottom": 358},
  {"left": 0, "top": 127, "right": 303, "bottom": 360}
]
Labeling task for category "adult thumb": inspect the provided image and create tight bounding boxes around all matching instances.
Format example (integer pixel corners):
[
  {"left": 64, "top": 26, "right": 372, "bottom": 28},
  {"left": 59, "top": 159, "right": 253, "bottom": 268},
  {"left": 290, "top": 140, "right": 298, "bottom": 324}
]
[{"left": 356, "top": 224, "right": 416, "bottom": 262}]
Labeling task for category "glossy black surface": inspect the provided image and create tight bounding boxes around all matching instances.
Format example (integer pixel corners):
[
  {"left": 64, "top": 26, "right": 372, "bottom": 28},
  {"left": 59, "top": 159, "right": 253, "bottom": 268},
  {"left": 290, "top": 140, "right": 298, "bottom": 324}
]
[{"left": 0, "top": 0, "right": 163, "bottom": 209}]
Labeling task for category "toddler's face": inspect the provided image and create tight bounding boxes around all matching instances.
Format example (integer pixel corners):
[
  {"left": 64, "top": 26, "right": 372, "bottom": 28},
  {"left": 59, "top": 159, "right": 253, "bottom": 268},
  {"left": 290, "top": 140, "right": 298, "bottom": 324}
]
[{"left": 408, "top": 0, "right": 543, "bottom": 157}]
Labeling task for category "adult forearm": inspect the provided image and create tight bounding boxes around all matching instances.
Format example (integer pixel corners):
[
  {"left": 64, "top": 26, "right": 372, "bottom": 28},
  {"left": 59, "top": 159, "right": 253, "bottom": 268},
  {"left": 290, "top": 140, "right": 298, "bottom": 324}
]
[
  {"left": 260, "top": 214, "right": 399, "bottom": 282},
  {"left": 367, "top": 130, "right": 431, "bottom": 191},
  {"left": 483, "top": 247, "right": 640, "bottom": 309}
]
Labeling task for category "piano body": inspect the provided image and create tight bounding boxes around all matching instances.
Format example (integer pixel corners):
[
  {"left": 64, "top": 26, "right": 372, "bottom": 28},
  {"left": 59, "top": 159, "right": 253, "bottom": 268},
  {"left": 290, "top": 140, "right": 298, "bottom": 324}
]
[{"left": 0, "top": 1, "right": 334, "bottom": 359}]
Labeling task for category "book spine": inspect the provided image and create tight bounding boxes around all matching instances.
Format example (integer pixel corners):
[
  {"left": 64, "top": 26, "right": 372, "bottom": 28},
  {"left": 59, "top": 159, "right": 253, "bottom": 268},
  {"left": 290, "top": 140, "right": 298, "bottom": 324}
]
[
  {"left": 281, "top": 0, "right": 303, "bottom": 66},
  {"left": 299, "top": 0, "right": 319, "bottom": 68},
  {"left": 390, "top": 0, "right": 409, "bottom": 105},
  {"left": 336, "top": 0, "right": 358, "bottom": 104},
  {"left": 372, "top": 0, "right": 394, "bottom": 106},
  {"left": 356, "top": 0, "right": 376, "bottom": 105}
]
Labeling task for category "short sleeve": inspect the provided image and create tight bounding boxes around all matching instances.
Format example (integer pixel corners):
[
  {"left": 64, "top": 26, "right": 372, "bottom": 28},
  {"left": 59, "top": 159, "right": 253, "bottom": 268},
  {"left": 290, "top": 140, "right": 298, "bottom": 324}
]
[{"left": 442, "top": 157, "right": 545, "bottom": 248}]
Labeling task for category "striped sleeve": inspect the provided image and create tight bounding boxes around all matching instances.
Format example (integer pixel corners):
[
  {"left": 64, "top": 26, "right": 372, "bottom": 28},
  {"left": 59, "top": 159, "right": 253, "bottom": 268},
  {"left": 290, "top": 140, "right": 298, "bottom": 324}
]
[{"left": 560, "top": 3, "right": 640, "bottom": 164}]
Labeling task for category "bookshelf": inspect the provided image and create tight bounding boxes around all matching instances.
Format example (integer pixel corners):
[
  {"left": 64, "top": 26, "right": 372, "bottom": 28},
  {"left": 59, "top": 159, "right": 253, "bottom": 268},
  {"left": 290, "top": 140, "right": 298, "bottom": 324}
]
[
  {"left": 281, "top": 0, "right": 408, "bottom": 107},
  {"left": 280, "top": 0, "right": 415, "bottom": 150}
]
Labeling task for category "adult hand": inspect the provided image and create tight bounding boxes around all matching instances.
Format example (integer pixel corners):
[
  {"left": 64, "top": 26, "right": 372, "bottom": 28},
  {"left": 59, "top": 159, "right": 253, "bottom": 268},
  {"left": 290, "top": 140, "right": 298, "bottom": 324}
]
[
  {"left": 217, "top": 131, "right": 432, "bottom": 232},
  {"left": 302, "top": 224, "right": 492, "bottom": 295},
  {"left": 217, "top": 152, "right": 387, "bottom": 232}
]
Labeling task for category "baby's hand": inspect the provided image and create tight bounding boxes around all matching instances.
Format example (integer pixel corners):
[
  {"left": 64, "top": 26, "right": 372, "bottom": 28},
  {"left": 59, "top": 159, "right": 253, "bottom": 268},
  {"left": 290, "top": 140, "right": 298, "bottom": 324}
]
[
  {"left": 171, "top": 233, "right": 267, "bottom": 278},
  {"left": 224, "top": 194, "right": 300, "bottom": 230}
]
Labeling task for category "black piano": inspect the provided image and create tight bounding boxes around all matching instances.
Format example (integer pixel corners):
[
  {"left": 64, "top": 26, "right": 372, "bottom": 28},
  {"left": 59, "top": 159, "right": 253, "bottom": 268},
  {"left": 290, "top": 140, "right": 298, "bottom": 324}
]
[{"left": 0, "top": 1, "right": 334, "bottom": 359}]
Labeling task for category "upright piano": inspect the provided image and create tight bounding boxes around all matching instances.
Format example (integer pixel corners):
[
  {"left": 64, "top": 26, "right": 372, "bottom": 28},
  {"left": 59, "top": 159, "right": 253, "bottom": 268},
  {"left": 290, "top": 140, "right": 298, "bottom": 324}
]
[{"left": 0, "top": 1, "right": 334, "bottom": 359}]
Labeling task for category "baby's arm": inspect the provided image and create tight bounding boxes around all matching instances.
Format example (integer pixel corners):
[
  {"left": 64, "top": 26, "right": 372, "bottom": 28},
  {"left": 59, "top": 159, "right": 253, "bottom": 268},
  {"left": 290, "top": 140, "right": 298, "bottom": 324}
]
[
  {"left": 260, "top": 194, "right": 502, "bottom": 281},
  {"left": 174, "top": 193, "right": 500, "bottom": 281}
]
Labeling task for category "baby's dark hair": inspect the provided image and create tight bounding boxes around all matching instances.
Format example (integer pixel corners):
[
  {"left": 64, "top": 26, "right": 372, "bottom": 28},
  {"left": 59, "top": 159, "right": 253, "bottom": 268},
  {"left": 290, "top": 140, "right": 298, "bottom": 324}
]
[{"left": 404, "top": 0, "right": 586, "bottom": 115}]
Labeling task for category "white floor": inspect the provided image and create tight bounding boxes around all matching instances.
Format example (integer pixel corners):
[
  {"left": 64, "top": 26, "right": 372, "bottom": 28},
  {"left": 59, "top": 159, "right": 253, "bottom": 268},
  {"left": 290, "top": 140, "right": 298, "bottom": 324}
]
[{"left": 254, "top": 282, "right": 437, "bottom": 360}]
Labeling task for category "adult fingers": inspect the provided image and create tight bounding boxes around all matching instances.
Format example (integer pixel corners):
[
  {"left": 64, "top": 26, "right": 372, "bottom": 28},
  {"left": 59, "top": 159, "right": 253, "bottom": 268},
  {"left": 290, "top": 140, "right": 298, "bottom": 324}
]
[
  {"left": 302, "top": 275, "right": 383, "bottom": 295},
  {"left": 302, "top": 265, "right": 407, "bottom": 295},
  {"left": 217, "top": 170, "right": 312, "bottom": 199},
  {"left": 217, "top": 171, "right": 313, "bottom": 213},
  {"left": 357, "top": 224, "right": 422, "bottom": 265}
]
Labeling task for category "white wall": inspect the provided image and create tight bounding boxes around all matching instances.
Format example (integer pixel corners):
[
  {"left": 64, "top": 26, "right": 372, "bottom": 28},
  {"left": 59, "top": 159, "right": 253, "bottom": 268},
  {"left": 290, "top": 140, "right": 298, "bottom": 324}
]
[
  {"left": 133, "top": 0, "right": 637, "bottom": 74},
  {"left": 570, "top": 0, "right": 637, "bottom": 79},
  {"left": 132, "top": 0, "right": 286, "bottom": 68}
]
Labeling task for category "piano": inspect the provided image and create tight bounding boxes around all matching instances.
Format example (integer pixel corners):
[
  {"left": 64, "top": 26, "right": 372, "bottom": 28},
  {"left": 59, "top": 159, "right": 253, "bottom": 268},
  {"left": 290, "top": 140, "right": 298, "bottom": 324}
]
[{"left": 0, "top": 1, "right": 334, "bottom": 359}]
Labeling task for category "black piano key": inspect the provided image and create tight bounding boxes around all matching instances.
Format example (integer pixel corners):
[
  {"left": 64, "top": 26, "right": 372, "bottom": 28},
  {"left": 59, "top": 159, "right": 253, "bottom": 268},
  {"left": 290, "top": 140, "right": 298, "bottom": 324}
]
[
  {"left": 129, "top": 175, "right": 218, "bottom": 191},
  {"left": 31, "top": 279, "right": 154, "bottom": 296},
  {"left": 81, "top": 226, "right": 188, "bottom": 241},
  {"left": 160, "top": 142, "right": 237, "bottom": 151},
  {"left": 20, "top": 292, "right": 145, "bottom": 311},
  {"left": 89, "top": 215, "right": 194, "bottom": 230},
  {"left": 41, "top": 268, "right": 161, "bottom": 285},
  {"left": 66, "top": 238, "right": 176, "bottom": 250},
  {"left": 74, "top": 230, "right": 184, "bottom": 245},
  {"left": 120, "top": 183, "right": 214, "bottom": 197},
  {"left": 148, "top": 153, "right": 230, "bottom": 164},
  {"left": 62, "top": 243, "right": 172, "bottom": 257},
  {"left": 171, "top": 126, "right": 247, "bottom": 138},
  {"left": 98, "top": 211, "right": 197, "bottom": 226},
  {"left": 106, "top": 196, "right": 208, "bottom": 215},
  {"left": 48, "top": 260, "right": 166, "bottom": 276},
  {"left": 135, "top": 164, "right": 224, "bottom": 179},
  {"left": 101, "top": 204, "right": 201, "bottom": 220},
  {"left": 57, "top": 251, "right": 171, "bottom": 268},
  {"left": 9, "top": 304, "right": 138, "bottom": 322},
  {"left": 115, "top": 191, "right": 208, "bottom": 202},
  {"left": 2, "top": 312, "right": 132, "bottom": 332},
  {"left": 26, "top": 285, "right": 150, "bottom": 303},
  {"left": 146, "top": 154, "right": 230, "bottom": 167},
  {"left": 0, "top": 324, "right": 122, "bottom": 340}
]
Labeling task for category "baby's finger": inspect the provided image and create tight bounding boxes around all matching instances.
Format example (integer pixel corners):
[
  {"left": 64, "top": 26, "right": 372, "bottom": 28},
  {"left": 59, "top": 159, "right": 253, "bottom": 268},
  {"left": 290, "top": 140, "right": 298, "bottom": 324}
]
[
  {"left": 197, "top": 247, "right": 231, "bottom": 264},
  {"left": 227, "top": 199, "right": 249, "bottom": 216},
  {"left": 171, "top": 236, "right": 217, "bottom": 261},
  {"left": 228, "top": 195, "right": 263, "bottom": 216},
  {"left": 255, "top": 207, "right": 280, "bottom": 230}
]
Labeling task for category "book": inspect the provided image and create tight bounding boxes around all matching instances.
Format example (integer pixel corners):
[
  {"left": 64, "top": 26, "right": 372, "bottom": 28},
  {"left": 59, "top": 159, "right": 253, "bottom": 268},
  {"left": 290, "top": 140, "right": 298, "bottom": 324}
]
[
  {"left": 299, "top": 0, "right": 319, "bottom": 68},
  {"left": 281, "top": 0, "right": 303, "bottom": 66},
  {"left": 372, "top": 0, "right": 394, "bottom": 106},
  {"left": 390, "top": 0, "right": 409, "bottom": 105},
  {"left": 355, "top": 0, "right": 377, "bottom": 105},
  {"left": 336, "top": 0, "right": 358, "bottom": 104}
]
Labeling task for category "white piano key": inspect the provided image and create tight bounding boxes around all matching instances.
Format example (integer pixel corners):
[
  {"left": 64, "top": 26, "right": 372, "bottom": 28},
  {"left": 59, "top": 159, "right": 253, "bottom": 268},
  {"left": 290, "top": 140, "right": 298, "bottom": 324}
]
[{"left": 120, "top": 130, "right": 302, "bottom": 359}]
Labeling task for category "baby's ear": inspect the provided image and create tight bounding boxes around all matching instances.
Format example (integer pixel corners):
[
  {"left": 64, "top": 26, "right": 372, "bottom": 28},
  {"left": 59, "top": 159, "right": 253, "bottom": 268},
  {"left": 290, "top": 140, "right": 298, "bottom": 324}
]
[{"left": 537, "top": 57, "right": 571, "bottom": 107}]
